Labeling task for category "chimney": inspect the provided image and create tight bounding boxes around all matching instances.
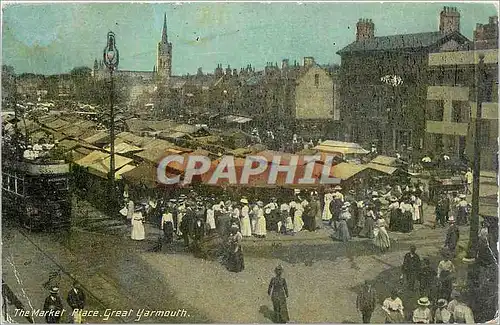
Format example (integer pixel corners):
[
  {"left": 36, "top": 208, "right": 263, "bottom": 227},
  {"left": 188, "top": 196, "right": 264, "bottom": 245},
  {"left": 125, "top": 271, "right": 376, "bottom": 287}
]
[
  {"left": 281, "top": 59, "right": 289, "bottom": 70},
  {"left": 439, "top": 6, "right": 460, "bottom": 34},
  {"left": 303, "top": 57, "right": 315, "bottom": 67},
  {"left": 489, "top": 16, "right": 498, "bottom": 25},
  {"left": 226, "top": 65, "right": 232, "bottom": 76},
  {"left": 356, "top": 18, "right": 375, "bottom": 41}
]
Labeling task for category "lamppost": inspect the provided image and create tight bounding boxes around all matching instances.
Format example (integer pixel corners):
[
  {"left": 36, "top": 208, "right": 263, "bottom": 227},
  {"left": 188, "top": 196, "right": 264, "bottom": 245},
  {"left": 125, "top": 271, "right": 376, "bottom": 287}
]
[
  {"left": 103, "top": 31, "right": 119, "bottom": 209},
  {"left": 464, "top": 53, "right": 485, "bottom": 263},
  {"left": 381, "top": 74, "right": 403, "bottom": 153}
]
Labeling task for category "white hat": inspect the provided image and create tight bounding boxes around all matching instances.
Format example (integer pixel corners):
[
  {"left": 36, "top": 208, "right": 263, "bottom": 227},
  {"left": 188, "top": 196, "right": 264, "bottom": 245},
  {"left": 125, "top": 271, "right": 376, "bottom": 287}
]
[
  {"left": 418, "top": 297, "right": 430, "bottom": 306},
  {"left": 371, "top": 191, "right": 379, "bottom": 197},
  {"left": 240, "top": 198, "right": 248, "bottom": 204},
  {"left": 334, "top": 185, "right": 342, "bottom": 190},
  {"left": 448, "top": 216, "right": 455, "bottom": 223},
  {"left": 343, "top": 202, "right": 351, "bottom": 208},
  {"left": 459, "top": 194, "right": 466, "bottom": 199},
  {"left": 294, "top": 189, "right": 301, "bottom": 194}
]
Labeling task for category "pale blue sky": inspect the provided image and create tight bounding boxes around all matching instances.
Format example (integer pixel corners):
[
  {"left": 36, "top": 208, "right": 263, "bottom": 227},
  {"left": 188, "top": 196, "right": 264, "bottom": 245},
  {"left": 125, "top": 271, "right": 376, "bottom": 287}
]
[{"left": 2, "top": 2, "right": 498, "bottom": 75}]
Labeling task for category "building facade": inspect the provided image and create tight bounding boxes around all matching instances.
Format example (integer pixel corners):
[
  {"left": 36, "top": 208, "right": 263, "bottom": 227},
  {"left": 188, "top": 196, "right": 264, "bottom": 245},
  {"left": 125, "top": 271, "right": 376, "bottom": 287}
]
[
  {"left": 425, "top": 45, "right": 498, "bottom": 171},
  {"left": 337, "top": 7, "right": 471, "bottom": 153}
]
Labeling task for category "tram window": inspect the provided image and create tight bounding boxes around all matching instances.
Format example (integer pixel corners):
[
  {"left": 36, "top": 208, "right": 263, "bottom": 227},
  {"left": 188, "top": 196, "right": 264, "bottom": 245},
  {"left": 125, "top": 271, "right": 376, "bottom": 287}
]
[
  {"left": 16, "top": 179, "right": 24, "bottom": 196},
  {"left": 1, "top": 174, "right": 8, "bottom": 190},
  {"left": 7, "top": 176, "right": 13, "bottom": 191}
]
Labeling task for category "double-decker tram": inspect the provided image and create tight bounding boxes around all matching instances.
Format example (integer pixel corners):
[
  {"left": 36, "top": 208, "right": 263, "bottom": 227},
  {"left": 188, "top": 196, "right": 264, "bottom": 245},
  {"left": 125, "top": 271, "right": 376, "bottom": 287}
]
[{"left": 2, "top": 154, "right": 71, "bottom": 231}]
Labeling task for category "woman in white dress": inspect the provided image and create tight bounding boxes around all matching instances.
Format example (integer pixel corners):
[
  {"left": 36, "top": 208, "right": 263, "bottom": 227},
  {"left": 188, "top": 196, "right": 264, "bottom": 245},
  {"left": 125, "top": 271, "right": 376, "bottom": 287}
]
[
  {"left": 287, "top": 200, "right": 296, "bottom": 233},
  {"left": 411, "top": 195, "right": 421, "bottom": 224},
  {"left": 239, "top": 198, "right": 252, "bottom": 237},
  {"left": 205, "top": 202, "right": 216, "bottom": 234},
  {"left": 255, "top": 201, "right": 267, "bottom": 238},
  {"left": 293, "top": 198, "right": 306, "bottom": 233},
  {"left": 373, "top": 218, "right": 390, "bottom": 252},
  {"left": 131, "top": 206, "right": 146, "bottom": 241},
  {"left": 322, "top": 191, "right": 334, "bottom": 221},
  {"left": 176, "top": 201, "right": 186, "bottom": 236}
]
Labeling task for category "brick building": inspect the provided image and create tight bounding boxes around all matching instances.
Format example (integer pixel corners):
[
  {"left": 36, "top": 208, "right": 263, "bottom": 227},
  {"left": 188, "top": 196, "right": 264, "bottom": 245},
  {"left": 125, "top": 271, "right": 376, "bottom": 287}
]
[{"left": 336, "top": 7, "right": 471, "bottom": 153}]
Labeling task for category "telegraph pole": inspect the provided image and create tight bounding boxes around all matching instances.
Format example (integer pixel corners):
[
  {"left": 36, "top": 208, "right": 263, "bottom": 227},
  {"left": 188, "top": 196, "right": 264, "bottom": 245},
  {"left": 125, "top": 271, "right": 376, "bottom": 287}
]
[
  {"left": 103, "top": 31, "right": 119, "bottom": 212},
  {"left": 464, "top": 53, "right": 485, "bottom": 262}
]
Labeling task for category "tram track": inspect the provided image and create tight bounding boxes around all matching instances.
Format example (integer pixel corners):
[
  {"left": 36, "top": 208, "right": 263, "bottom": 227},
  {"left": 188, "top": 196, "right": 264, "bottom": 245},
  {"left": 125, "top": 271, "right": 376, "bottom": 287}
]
[{"left": 13, "top": 228, "right": 128, "bottom": 323}]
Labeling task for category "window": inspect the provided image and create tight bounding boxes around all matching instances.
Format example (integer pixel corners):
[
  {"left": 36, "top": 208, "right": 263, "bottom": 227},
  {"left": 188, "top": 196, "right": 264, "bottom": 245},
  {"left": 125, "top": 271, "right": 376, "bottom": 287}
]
[
  {"left": 480, "top": 120, "right": 490, "bottom": 146},
  {"left": 427, "top": 100, "right": 444, "bottom": 121},
  {"left": 314, "top": 74, "right": 319, "bottom": 86},
  {"left": 451, "top": 101, "right": 468, "bottom": 123}
]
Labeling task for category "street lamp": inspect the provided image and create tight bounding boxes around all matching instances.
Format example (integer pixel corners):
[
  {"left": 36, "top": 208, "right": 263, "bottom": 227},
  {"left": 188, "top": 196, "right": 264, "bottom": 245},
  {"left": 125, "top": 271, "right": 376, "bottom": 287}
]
[
  {"left": 381, "top": 74, "right": 404, "bottom": 153},
  {"left": 103, "top": 31, "right": 119, "bottom": 210},
  {"left": 464, "top": 53, "right": 485, "bottom": 263}
]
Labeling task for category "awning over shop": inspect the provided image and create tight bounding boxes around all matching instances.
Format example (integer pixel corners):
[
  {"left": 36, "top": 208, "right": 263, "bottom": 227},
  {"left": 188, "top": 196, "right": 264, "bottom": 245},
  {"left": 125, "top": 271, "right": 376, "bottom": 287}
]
[{"left": 314, "top": 140, "right": 370, "bottom": 155}]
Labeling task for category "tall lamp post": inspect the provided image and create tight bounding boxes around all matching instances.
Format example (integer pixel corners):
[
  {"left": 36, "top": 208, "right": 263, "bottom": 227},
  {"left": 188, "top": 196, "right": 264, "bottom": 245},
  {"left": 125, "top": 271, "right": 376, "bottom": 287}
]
[
  {"left": 464, "top": 53, "right": 485, "bottom": 262},
  {"left": 103, "top": 31, "right": 119, "bottom": 209}
]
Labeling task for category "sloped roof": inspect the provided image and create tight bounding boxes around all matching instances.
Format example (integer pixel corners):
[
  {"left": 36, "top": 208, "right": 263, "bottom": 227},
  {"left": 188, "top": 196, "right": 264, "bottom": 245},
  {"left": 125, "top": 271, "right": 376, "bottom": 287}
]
[
  {"left": 370, "top": 155, "right": 399, "bottom": 167},
  {"left": 331, "top": 162, "right": 369, "bottom": 180},
  {"left": 337, "top": 31, "right": 469, "bottom": 54},
  {"left": 84, "top": 131, "right": 109, "bottom": 144},
  {"left": 366, "top": 163, "right": 399, "bottom": 175},
  {"left": 116, "top": 132, "right": 154, "bottom": 147},
  {"left": 314, "top": 140, "right": 370, "bottom": 155},
  {"left": 104, "top": 142, "right": 143, "bottom": 154},
  {"left": 222, "top": 115, "right": 253, "bottom": 124}
]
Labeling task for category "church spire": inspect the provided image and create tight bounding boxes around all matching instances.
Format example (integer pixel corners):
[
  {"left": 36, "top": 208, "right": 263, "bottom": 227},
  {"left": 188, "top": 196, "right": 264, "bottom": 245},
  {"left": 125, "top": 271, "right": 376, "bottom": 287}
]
[{"left": 161, "top": 13, "right": 168, "bottom": 43}]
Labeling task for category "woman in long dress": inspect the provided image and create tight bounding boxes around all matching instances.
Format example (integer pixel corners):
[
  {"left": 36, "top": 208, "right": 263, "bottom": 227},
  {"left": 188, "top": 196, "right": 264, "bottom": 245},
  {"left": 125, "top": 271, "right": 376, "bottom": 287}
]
[
  {"left": 251, "top": 203, "right": 259, "bottom": 235},
  {"left": 228, "top": 226, "right": 244, "bottom": 272},
  {"left": 373, "top": 218, "right": 390, "bottom": 252},
  {"left": 255, "top": 201, "right": 267, "bottom": 238},
  {"left": 322, "top": 191, "right": 333, "bottom": 221},
  {"left": 337, "top": 214, "right": 351, "bottom": 242},
  {"left": 205, "top": 203, "right": 217, "bottom": 235},
  {"left": 131, "top": 206, "right": 146, "bottom": 241},
  {"left": 355, "top": 200, "right": 366, "bottom": 236},
  {"left": 292, "top": 199, "right": 305, "bottom": 233},
  {"left": 239, "top": 199, "right": 252, "bottom": 237},
  {"left": 268, "top": 265, "right": 289, "bottom": 323},
  {"left": 388, "top": 197, "right": 401, "bottom": 232},
  {"left": 360, "top": 203, "right": 376, "bottom": 239},
  {"left": 285, "top": 201, "right": 295, "bottom": 234},
  {"left": 411, "top": 195, "right": 421, "bottom": 225}
]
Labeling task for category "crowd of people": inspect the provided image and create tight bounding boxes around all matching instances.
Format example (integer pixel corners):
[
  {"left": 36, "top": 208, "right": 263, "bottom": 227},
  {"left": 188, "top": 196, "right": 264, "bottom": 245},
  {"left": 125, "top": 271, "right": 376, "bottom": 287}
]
[{"left": 119, "top": 178, "right": 475, "bottom": 260}]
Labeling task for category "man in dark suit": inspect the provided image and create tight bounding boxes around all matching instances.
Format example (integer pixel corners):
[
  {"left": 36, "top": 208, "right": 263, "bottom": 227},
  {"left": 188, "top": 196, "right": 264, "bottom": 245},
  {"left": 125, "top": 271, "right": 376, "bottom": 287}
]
[
  {"left": 43, "top": 287, "right": 63, "bottom": 323},
  {"left": 67, "top": 281, "right": 86, "bottom": 311},
  {"left": 356, "top": 281, "right": 377, "bottom": 323},
  {"left": 402, "top": 245, "right": 421, "bottom": 291}
]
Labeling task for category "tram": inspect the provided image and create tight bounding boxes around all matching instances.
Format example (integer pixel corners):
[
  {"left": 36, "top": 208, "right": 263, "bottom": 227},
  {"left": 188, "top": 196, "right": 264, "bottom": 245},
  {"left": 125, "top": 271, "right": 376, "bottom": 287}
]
[{"left": 2, "top": 157, "right": 71, "bottom": 231}]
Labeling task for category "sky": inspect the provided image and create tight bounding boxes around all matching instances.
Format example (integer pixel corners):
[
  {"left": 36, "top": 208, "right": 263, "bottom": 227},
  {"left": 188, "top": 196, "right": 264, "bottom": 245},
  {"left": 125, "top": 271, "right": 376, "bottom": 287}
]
[{"left": 2, "top": 1, "right": 498, "bottom": 76}]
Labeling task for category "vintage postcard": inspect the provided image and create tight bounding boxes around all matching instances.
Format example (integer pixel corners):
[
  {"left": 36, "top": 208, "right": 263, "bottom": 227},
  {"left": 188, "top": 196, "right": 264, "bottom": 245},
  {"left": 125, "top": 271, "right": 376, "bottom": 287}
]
[{"left": 1, "top": 1, "right": 498, "bottom": 323}]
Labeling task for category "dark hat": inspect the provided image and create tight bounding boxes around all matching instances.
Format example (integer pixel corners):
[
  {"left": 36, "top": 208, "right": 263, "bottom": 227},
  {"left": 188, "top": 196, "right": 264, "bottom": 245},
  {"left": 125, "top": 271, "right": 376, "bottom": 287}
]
[
  {"left": 437, "top": 299, "right": 448, "bottom": 308},
  {"left": 274, "top": 265, "right": 283, "bottom": 274}
]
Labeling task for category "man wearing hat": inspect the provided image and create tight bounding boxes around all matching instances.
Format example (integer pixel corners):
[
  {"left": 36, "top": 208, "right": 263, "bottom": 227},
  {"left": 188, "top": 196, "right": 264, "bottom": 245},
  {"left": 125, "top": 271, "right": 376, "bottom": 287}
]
[
  {"left": 356, "top": 280, "right": 377, "bottom": 323},
  {"left": 456, "top": 194, "right": 469, "bottom": 226},
  {"left": 329, "top": 186, "right": 344, "bottom": 230},
  {"left": 448, "top": 293, "right": 475, "bottom": 323},
  {"left": 43, "top": 287, "right": 63, "bottom": 323},
  {"left": 161, "top": 202, "right": 175, "bottom": 245},
  {"left": 435, "top": 194, "right": 450, "bottom": 228},
  {"left": 434, "top": 299, "right": 451, "bottom": 323},
  {"left": 402, "top": 245, "right": 421, "bottom": 291},
  {"left": 444, "top": 216, "right": 460, "bottom": 257},
  {"left": 412, "top": 297, "right": 432, "bottom": 323}
]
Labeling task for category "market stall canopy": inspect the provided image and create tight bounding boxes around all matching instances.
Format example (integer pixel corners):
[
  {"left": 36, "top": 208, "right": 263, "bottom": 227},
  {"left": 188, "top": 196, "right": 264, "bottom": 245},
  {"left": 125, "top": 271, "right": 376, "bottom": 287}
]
[
  {"left": 104, "top": 142, "right": 143, "bottom": 154},
  {"left": 370, "top": 155, "right": 400, "bottom": 167},
  {"left": 314, "top": 140, "right": 370, "bottom": 155},
  {"left": 330, "top": 162, "right": 369, "bottom": 180},
  {"left": 365, "top": 162, "right": 399, "bottom": 175},
  {"left": 221, "top": 115, "right": 253, "bottom": 124},
  {"left": 75, "top": 150, "right": 133, "bottom": 179}
]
